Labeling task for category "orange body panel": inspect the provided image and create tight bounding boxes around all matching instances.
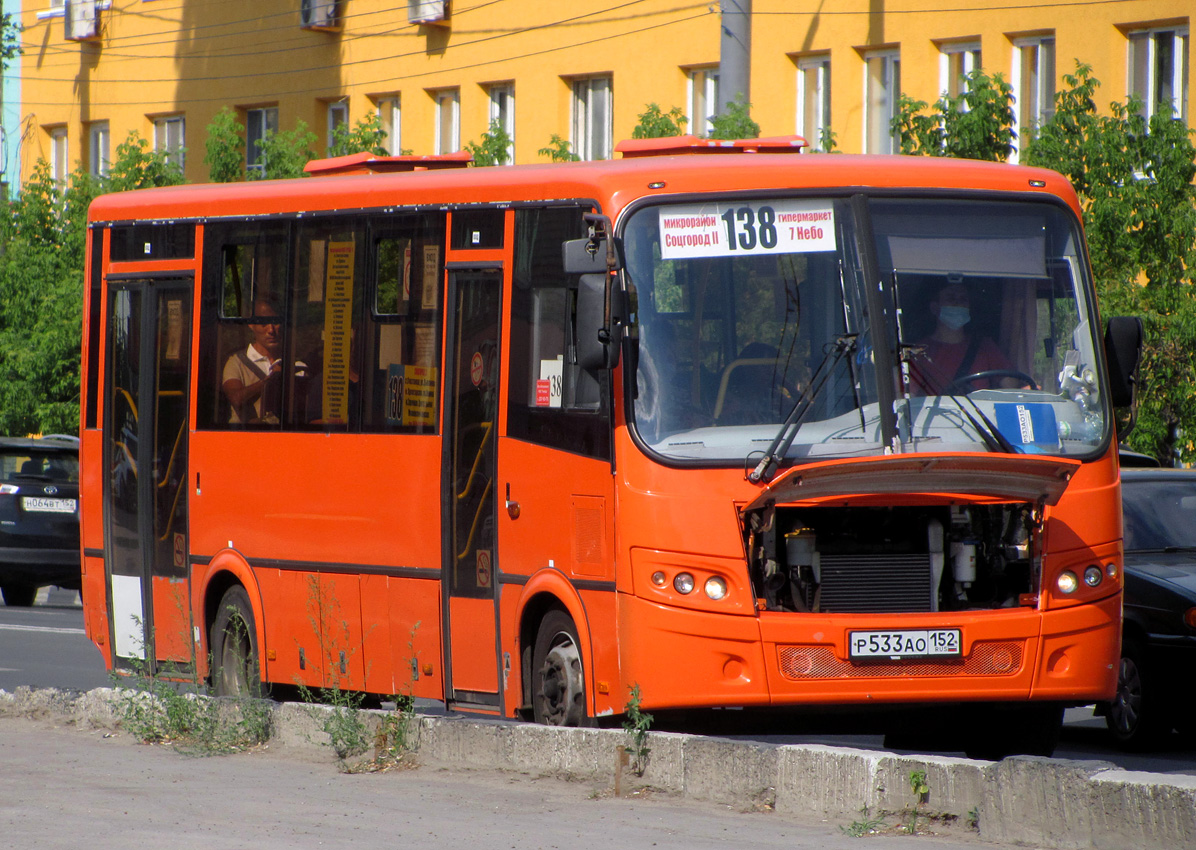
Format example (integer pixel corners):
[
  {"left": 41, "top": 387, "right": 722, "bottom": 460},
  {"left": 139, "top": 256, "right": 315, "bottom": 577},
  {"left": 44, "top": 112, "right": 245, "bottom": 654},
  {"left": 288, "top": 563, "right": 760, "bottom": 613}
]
[{"left": 78, "top": 152, "right": 1120, "bottom": 723}]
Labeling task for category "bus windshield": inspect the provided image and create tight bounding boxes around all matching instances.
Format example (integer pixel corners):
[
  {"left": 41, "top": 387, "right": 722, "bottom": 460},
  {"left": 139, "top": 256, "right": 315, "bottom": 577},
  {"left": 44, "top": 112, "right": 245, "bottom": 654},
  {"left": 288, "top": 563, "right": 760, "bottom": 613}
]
[{"left": 624, "top": 195, "right": 1107, "bottom": 464}]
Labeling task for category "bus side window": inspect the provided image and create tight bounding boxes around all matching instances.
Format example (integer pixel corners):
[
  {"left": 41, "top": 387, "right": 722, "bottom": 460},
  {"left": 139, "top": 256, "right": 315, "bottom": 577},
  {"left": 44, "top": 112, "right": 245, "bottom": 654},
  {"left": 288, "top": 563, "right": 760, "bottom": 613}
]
[
  {"left": 197, "top": 222, "right": 290, "bottom": 430},
  {"left": 508, "top": 207, "right": 611, "bottom": 460},
  {"left": 362, "top": 212, "right": 445, "bottom": 434}
]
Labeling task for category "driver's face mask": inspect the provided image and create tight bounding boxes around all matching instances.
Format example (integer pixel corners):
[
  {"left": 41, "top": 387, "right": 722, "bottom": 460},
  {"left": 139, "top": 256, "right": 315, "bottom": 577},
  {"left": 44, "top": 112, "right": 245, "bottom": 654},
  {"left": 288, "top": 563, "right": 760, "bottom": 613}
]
[{"left": 939, "top": 305, "right": 971, "bottom": 330}]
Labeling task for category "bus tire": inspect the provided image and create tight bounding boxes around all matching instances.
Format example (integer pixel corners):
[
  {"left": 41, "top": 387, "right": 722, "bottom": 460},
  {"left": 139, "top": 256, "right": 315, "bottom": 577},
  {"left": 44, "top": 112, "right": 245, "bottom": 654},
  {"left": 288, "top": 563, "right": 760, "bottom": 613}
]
[
  {"left": 531, "top": 609, "right": 590, "bottom": 727},
  {"left": 209, "top": 585, "right": 265, "bottom": 698}
]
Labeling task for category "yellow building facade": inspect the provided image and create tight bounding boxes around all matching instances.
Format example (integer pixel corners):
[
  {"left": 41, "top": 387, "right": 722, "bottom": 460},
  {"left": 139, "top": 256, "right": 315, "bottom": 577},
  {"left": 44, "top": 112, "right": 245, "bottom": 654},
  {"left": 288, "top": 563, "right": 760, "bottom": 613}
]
[{"left": 13, "top": 0, "right": 1191, "bottom": 185}]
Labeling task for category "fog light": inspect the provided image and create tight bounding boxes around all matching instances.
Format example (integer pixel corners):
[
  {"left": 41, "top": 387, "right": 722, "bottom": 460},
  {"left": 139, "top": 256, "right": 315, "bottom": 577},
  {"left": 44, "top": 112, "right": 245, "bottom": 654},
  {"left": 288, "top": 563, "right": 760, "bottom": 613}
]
[
  {"left": 651, "top": 571, "right": 667, "bottom": 587},
  {"left": 704, "top": 576, "right": 728, "bottom": 600},
  {"left": 1083, "top": 565, "right": 1103, "bottom": 588},
  {"left": 1057, "top": 570, "right": 1079, "bottom": 594},
  {"left": 673, "top": 573, "right": 695, "bottom": 594}
]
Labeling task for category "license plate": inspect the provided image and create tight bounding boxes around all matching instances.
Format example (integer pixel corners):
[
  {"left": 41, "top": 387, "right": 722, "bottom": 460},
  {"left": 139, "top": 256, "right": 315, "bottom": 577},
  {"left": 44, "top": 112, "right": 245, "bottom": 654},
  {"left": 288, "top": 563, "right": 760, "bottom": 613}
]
[
  {"left": 849, "top": 629, "right": 961, "bottom": 659},
  {"left": 21, "top": 497, "right": 77, "bottom": 514}
]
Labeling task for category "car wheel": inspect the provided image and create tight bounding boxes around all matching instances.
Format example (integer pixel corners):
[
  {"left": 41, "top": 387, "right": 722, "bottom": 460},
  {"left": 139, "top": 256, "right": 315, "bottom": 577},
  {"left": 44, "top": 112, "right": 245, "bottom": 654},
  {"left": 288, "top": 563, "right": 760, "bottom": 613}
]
[
  {"left": 1, "top": 584, "right": 36, "bottom": 607},
  {"left": 209, "top": 586, "right": 266, "bottom": 698},
  {"left": 1106, "top": 638, "right": 1167, "bottom": 750},
  {"left": 531, "top": 609, "right": 591, "bottom": 727}
]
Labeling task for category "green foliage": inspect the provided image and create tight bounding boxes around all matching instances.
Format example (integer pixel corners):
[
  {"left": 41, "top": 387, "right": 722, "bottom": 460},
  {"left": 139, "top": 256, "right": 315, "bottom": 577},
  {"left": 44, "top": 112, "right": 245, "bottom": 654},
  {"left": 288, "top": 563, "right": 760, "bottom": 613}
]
[
  {"left": 632, "top": 103, "right": 688, "bottom": 139},
  {"left": 708, "top": 93, "right": 760, "bottom": 140},
  {"left": 0, "top": 131, "right": 186, "bottom": 436},
  {"left": 328, "top": 112, "right": 390, "bottom": 158},
  {"left": 1024, "top": 63, "right": 1196, "bottom": 463},
  {"left": 254, "top": 121, "right": 318, "bottom": 180},
  {"left": 464, "top": 119, "right": 513, "bottom": 166},
  {"left": 204, "top": 107, "right": 245, "bottom": 184},
  {"left": 892, "top": 69, "right": 1015, "bottom": 161},
  {"left": 622, "top": 683, "right": 653, "bottom": 777},
  {"left": 538, "top": 134, "right": 580, "bottom": 162},
  {"left": 1, "top": 13, "right": 21, "bottom": 71},
  {"left": 841, "top": 805, "right": 886, "bottom": 837},
  {"left": 298, "top": 683, "right": 372, "bottom": 762},
  {"left": 815, "top": 126, "right": 840, "bottom": 153}
]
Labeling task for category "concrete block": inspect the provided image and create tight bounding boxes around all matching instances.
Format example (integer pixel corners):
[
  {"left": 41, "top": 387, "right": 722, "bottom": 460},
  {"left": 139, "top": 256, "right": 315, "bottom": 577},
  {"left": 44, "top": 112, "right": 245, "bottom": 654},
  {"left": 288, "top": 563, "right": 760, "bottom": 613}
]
[
  {"left": 875, "top": 754, "right": 985, "bottom": 822},
  {"left": 683, "top": 735, "right": 778, "bottom": 808},
  {"left": 978, "top": 757, "right": 1117, "bottom": 849},
  {"left": 774, "top": 744, "right": 881, "bottom": 822}
]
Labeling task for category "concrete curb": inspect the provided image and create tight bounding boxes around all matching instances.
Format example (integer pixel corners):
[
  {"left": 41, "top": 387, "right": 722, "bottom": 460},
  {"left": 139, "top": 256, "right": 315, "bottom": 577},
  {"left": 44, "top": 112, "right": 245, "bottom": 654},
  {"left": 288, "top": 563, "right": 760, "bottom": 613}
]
[{"left": 3, "top": 686, "right": 1193, "bottom": 848}]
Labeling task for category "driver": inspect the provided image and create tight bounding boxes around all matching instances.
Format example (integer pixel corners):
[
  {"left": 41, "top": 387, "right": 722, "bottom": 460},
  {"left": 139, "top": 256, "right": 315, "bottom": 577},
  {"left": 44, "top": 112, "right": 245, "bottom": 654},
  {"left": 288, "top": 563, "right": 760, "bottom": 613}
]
[{"left": 909, "top": 282, "right": 1017, "bottom": 395}]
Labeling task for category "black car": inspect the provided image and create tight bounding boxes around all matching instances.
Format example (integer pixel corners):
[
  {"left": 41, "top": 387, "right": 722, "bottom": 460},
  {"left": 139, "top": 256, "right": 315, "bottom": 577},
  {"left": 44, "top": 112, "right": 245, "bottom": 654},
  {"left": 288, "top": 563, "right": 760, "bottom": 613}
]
[
  {"left": 0, "top": 436, "right": 81, "bottom": 607},
  {"left": 1104, "top": 467, "right": 1196, "bottom": 748}
]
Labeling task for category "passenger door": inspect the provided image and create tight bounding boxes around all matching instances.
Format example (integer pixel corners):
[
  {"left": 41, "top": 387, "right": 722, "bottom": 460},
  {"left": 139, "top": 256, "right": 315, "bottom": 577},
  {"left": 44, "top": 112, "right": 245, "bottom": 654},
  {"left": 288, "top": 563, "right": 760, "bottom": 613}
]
[{"left": 103, "top": 276, "right": 193, "bottom": 676}]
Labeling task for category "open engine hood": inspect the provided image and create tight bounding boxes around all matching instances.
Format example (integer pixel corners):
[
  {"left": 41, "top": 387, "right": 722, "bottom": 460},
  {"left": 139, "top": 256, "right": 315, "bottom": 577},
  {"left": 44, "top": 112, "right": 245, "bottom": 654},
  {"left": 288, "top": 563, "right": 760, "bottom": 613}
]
[{"left": 745, "top": 453, "right": 1080, "bottom": 512}]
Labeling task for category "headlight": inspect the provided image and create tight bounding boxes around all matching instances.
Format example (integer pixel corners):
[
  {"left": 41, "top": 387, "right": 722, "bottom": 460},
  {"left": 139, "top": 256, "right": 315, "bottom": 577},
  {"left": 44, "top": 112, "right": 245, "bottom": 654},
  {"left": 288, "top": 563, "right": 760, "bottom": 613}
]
[
  {"left": 1057, "top": 571, "right": 1079, "bottom": 594},
  {"left": 651, "top": 571, "right": 667, "bottom": 587},
  {"left": 704, "top": 576, "right": 728, "bottom": 600},
  {"left": 1106, "top": 562, "right": 1119, "bottom": 579},
  {"left": 0, "top": 484, "right": 18, "bottom": 495},
  {"left": 673, "top": 573, "right": 695, "bottom": 594},
  {"left": 1083, "top": 565, "right": 1103, "bottom": 588}
]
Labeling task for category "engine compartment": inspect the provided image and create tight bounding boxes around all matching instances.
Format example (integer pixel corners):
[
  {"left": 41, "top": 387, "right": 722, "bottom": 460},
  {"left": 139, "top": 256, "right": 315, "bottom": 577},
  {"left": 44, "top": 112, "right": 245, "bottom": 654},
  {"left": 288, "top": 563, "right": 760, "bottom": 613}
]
[{"left": 742, "top": 502, "right": 1041, "bottom": 613}]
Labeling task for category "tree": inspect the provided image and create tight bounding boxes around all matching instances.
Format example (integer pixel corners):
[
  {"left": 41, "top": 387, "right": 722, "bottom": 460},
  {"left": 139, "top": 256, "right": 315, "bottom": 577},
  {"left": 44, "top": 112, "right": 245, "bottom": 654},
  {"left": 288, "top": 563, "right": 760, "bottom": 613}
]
[
  {"left": 328, "top": 112, "right": 391, "bottom": 158},
  {"left": 0, "top": 133, "right": 186, "bottom": 436},
  {"left": 204, "top": 107, "right": 245, "bottom": 183},
  {"left": 1, "top": 13, "right": 21, "bottom": 71},
  {"left": 892, "top": 69, "right": 1015, "bottom": 161},
  {"left": 253, "top": 122, "right": 317, "bottom": 180},
  {"left": 708, "top": 93, "right": 760, "bottom": 140},
  {"left": 632, "top": 104, "right": 687, "bottom": 139},
  {"left": 537, "top": 134, "right": 580, "bottom": 163},
  {"left": 1024, "top": 63, "right": 1196, "bottom": 464},
  {"left": 464, "top": 120, "right": 513, "bottom": 166}
]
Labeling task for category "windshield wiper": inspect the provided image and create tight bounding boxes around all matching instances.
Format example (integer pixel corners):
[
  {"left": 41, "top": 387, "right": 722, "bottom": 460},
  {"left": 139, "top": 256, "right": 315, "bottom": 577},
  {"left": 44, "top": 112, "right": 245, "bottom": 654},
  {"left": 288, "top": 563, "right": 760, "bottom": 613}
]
[
  {"left": 902, "top": 351, "right": 1021, "bottom": 454},
  {"left": 749, "top": 334, "right": 858, "bottom": 483}
]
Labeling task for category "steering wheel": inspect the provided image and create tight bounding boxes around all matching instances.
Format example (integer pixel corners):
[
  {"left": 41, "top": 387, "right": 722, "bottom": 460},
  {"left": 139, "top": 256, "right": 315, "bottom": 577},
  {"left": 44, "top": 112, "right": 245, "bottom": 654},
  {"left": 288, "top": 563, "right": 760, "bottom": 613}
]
[{"left": 947, "top": 369, "right": 1039, "bottom": 393}]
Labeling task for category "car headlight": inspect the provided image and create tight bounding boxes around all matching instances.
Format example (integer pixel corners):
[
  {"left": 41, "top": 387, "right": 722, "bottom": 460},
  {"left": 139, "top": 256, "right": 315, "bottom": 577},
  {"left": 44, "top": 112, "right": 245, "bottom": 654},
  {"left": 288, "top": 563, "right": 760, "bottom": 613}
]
[
  {"left": 1083, "top": 565, "right": 1103, "bottom": 588},
  {"left": 1057, "top": 570, "right": 1079, "bottom": 594},
  {"left": 704, "top": 576, "right": 728, "bottom": 600},
  {"left": 673, "top": 573, "right": 695, "bottom": 594}
]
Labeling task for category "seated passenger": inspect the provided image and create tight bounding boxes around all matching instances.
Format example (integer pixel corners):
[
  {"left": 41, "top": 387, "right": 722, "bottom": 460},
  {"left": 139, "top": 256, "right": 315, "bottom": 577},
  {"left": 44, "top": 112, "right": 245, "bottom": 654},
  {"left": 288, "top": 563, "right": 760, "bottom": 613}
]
[{"left": 222, "top": 298, "right": 307, "bottom": 424}]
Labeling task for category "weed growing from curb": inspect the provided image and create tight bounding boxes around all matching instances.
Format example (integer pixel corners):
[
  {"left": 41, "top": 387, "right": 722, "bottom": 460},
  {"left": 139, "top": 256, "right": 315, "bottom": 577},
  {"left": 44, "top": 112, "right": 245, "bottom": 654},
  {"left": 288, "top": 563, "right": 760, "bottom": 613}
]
[
  {"left": 841, "top": 806, "right": 887, "bottom": 838},
  {"left": 622, "top": 683, "right": 653, "bottom": 777}
]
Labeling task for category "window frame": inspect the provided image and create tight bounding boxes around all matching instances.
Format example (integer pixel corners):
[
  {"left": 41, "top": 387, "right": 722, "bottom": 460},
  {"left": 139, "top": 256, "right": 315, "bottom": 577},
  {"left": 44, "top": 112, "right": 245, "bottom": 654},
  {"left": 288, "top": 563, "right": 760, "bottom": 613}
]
[
  {"left": 1010, "top": 35, "right": 1056, "bottom": 163},
  {"left": 153, "top": 114, "right": 186, "bottom": 171},
  {"left": 939, "top": 40, "right": 982, "bottom": 99},
  {"left": 863, "top": 49, "right": 901, "bottom": 155},
  {"left": 245, "top": 107, "right": 279, "bottom": 176},
  {"left": 795, "top": 54, "right": 832, "bottom": 151},
  {"left": 687, "top": 66, "right": 720, "bottom": 137},
  {"left": 571, "top": 76, "right": 613, "bottom": 161},
  {"left": 1127, "top": 25, "right": 1190, "bottom": 123},
  {"left": 433, "top": 89, "right": 460, "bottom": 155},
  {"left": 89, "top": 121, "right": 110, "bottom": 178},
  {"left": 487, "top": 83, "right": 515, "bottom": 165},
  {"left": 326, "top": 99, "right": 349, "bottom": 153},
  {"left": 374, "top": 95, "right": 401, "bottom": 155}
]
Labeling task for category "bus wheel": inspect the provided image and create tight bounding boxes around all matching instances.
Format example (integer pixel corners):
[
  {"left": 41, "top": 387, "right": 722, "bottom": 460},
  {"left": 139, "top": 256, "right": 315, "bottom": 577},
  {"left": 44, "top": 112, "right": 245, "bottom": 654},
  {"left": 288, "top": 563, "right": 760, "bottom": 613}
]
[
  {"left": 532, "top": 610, "right": 589, "bottom": 727},
  {"left": 210, "top": 586, "right": 265, "bottom": 698}
]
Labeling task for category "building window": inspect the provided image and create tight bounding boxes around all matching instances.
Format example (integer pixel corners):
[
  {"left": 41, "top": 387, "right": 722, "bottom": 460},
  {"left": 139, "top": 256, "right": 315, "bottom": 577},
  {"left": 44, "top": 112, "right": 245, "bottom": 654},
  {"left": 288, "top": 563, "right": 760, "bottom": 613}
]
[
  {"left": 940, "top": 41, "right": 981, "bottom": 98},
  {"left": 572, "top": 76, "right": 612, "bottom": 161},
  {"left": 687, "top": 67, "right": 719, "bottom": 136},
  {"left": 153, "top": 115, "right": 186, "bottom": 171},
  {"left": 796, "top": 55, "right": 831, "bottom": 150},
  {"left": 50, "top": 127, "right": 69, "bottom": 185},
  {"left": 487, "top": 83, "right": 515, "bottom": 164},
  {"left": 433, "top": 89, "right": 459, "bottom": 155},
  {"left": 245, "top": 107, "right": 279, "bottom": 175},
  {"left": 326, "top": 100, "right": 349, "bottom": 153},
  {"left": 89, "top": 122, "right": 110, "bottom": 178},
  {"left": 1011, "top": 36, "right": 1055, "bottom": 162},
  {"left": 1128, "top": 26, "right": 1190, "bottom": 123},
  {"left": 864, "top": 50, "right": 900, "bottom": 154},
  {"left": 375, "top": 96, "right": 401, "bottom": 154}
]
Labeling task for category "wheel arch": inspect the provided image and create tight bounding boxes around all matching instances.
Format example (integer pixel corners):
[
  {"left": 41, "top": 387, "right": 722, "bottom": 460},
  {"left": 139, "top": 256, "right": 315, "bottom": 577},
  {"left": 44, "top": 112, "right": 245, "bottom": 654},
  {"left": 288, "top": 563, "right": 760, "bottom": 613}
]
[
  {"left": 515, "top": 569, "right": 594, "bottom": 718},
  {"left": 197, "top": 550, "right": 266, "bottom": 681}
]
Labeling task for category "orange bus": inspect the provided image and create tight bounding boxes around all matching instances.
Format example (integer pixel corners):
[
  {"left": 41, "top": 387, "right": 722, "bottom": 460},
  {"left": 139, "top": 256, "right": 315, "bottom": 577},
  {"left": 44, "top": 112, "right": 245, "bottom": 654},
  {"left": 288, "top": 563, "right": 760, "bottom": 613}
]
[{"left": 79, "top": 137, "right": 1141, "bottom": 757}]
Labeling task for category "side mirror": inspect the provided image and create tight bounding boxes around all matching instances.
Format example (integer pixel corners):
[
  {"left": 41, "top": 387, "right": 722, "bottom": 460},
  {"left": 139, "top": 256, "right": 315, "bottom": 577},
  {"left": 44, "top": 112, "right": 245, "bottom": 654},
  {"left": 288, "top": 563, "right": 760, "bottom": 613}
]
[
  {"left": 563, "top": 236, "right": 624, "bottom": 274},
  {"left": 1104, "top": 316, "right": 1143, "bottom": 408},
  {"left": 577, "top": 273, "right": 625, "bottom": 370}
]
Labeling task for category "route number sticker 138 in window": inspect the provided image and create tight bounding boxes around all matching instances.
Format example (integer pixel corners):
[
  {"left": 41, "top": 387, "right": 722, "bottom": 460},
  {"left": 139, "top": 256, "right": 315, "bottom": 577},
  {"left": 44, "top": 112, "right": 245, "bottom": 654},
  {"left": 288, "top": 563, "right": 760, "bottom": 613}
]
[{"left": 658, "top": 199, "right": 836, "bottom": 260}]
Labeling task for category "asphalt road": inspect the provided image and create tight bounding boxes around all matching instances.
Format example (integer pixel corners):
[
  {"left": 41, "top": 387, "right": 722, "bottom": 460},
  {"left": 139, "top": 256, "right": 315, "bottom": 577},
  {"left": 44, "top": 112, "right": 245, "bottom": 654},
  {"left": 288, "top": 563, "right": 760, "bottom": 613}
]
[
  {"left": 3, "top": 589, "right": 1195, "bottom": 776},
  {"left": 0, "top": 716, "right": 1011, "bottom": 850}
]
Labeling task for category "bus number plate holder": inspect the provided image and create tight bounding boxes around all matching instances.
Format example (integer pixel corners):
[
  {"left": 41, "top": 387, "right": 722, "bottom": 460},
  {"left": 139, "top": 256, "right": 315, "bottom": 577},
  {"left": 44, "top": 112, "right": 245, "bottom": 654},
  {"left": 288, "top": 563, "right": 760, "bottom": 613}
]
[{"left": 848, "top": 629, "right": 961, "bottom": 660}]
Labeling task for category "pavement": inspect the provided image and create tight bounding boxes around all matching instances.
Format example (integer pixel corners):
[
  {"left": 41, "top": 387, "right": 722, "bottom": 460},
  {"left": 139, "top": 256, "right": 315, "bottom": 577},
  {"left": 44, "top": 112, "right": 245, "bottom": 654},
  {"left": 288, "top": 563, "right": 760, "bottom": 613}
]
[{"left": 1, "top": 686, "right": 1193, "bottom": 849}]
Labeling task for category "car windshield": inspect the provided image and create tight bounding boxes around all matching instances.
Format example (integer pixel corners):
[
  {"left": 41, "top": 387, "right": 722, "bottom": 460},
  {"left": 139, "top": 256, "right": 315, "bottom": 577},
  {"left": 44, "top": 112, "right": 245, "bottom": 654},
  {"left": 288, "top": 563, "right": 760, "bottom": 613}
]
[
  {"left": 1123, "top": 477, "right": 1196, "bottom": 550},
  {"left": 624, "top": 195, "right": 1108, "bottom": 466},
  {"left": 0, "top": 450, "right": 80, "bottom": 483}
]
